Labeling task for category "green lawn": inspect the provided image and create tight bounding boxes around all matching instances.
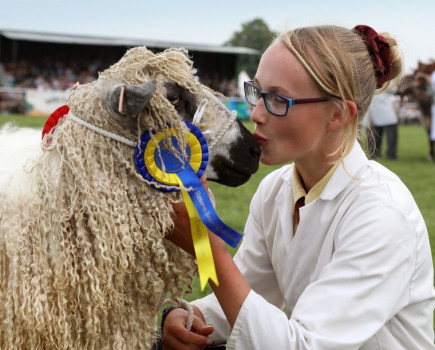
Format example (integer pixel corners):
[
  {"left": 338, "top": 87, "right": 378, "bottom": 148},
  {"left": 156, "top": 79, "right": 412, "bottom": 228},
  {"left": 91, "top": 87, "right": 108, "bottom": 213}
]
[
  {"left": 0, "top": 114, "right": 48, "bottom": 128},
  {"left": 1, "top": 114, "right": 434, "bottom": 302}
]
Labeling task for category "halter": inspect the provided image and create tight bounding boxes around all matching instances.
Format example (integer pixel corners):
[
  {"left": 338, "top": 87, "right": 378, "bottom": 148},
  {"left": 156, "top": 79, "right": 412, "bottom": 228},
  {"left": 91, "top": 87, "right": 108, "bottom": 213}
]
[
  {"left": 68, "top": 113, "right": 137, "bottom": 147},
  {"left": 66, "top": 98, "right": 237, "bottom": 151}
]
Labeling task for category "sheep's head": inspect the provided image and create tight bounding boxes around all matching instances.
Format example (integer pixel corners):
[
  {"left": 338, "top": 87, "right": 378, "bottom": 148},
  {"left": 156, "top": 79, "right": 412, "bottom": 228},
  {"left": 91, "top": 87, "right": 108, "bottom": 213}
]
[{"left": 67, "top": 46, "right": 260, "bottom": 187}]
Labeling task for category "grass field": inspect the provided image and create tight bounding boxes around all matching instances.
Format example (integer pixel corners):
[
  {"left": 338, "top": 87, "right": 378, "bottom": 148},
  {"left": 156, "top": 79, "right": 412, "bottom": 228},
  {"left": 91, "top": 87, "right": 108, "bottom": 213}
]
[{"left": 1, "top": 114, "right": 434, "bottom": 302}]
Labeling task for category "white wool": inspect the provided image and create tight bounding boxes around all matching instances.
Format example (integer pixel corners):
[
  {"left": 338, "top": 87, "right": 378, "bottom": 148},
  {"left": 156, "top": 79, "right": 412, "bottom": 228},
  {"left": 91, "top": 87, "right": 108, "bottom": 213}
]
[{"left": 0, "top": 123, "right": 42, "bottom": 191}]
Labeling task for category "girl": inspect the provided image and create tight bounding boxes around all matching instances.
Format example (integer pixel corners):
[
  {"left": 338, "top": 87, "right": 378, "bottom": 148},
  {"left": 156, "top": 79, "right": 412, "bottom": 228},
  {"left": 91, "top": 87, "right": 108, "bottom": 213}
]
[{"left": 162, "top": 24, "right": 435, "bottom": 350}]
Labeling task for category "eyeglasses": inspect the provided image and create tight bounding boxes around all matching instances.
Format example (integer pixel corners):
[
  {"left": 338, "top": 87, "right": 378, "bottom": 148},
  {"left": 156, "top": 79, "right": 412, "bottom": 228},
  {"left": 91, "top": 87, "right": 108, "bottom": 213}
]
[{"left": 244, "top": 80, "right": 329, "bottom": 117}]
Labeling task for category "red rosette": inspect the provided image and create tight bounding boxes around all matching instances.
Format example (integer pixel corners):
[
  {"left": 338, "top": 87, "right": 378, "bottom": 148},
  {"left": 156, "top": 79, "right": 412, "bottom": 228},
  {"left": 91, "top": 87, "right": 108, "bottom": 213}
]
[{"left": 42, "top": 105, "right": 70, "bottom": 139}]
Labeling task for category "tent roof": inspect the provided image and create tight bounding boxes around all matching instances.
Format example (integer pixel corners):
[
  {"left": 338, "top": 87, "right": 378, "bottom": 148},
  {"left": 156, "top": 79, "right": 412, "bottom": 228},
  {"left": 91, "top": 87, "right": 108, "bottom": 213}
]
[{"left": 0, "top": 29, "right": 259, "bottom": 55}]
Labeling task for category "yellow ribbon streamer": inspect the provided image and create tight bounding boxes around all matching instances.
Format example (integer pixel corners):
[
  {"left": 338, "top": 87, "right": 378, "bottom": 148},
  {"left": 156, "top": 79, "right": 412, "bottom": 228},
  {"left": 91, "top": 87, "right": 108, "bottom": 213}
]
[
  {"left": 178, "top": 179, "right": 219, "bottom": 290},
  {"left": 137, "top": 124, "right": 219, "bottom": 290}
]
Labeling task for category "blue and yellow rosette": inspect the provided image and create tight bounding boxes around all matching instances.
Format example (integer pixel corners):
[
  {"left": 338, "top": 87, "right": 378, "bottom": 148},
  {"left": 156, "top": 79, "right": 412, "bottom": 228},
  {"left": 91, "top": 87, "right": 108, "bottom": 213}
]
[{"left": 134, "top": 121, "right": 243, "bottom": 290}]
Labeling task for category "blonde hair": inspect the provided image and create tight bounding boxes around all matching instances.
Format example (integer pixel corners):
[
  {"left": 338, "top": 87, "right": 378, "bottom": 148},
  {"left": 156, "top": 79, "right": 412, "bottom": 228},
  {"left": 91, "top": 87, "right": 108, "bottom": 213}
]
[{"left": 277, "top": 25, "right": 403, "bottom": 160}]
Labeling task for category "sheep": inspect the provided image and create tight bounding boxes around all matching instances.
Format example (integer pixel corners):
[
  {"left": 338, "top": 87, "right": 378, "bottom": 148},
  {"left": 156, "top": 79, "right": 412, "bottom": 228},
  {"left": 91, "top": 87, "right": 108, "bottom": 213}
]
[{"left": 0, "top": 46, "right": 260, "bottom": 350}]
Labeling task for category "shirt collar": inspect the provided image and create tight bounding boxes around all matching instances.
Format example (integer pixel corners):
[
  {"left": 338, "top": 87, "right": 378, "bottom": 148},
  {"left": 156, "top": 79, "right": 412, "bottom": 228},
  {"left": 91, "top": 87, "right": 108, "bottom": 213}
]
[{"left": 292, "top": 161, "right": 340, "bottom": 207}]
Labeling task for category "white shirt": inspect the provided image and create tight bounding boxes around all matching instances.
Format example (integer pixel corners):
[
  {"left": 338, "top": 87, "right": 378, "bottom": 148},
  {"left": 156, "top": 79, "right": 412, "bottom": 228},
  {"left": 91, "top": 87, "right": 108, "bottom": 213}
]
[
  {"left": 192, "top": 142, "right": 435, "bottom": 350},
  {"left": 365, "top": 92, "right": 399, "bottom": 126}
]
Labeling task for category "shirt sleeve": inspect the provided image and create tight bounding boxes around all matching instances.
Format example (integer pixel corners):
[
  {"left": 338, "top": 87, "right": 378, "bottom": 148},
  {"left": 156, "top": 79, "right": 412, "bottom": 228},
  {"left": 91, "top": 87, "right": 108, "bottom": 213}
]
[
  {"left": 191, "top": 180, "right": 285, "bottom": 343},
  {"left": 232, "top": 185, "right": 284, "bottom": 307}
]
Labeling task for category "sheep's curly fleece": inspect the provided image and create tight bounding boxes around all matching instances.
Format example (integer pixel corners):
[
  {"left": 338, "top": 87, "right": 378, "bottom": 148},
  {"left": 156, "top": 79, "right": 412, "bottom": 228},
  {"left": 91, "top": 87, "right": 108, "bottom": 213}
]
[{"left": 0, "top": 47, "right": 207, "bottom": 349}]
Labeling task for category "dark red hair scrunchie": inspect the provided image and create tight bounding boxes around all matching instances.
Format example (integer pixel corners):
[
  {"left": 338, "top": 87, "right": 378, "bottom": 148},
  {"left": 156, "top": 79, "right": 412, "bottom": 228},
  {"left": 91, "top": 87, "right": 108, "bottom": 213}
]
[{"left": 353, "top": 25, "right": 392, "bottom": 88}]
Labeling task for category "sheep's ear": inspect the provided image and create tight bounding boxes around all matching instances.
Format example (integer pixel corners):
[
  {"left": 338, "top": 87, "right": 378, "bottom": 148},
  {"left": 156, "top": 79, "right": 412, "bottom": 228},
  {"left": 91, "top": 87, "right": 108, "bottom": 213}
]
[{"left": 109, "top": 81, "right": 156, "bottom": 117}]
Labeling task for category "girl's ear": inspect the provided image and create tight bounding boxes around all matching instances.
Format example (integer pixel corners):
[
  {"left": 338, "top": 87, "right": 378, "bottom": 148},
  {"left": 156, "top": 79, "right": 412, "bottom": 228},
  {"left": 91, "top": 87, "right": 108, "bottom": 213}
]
[{"left": 327, "top": 100, "right": 357, "bottom": 132}]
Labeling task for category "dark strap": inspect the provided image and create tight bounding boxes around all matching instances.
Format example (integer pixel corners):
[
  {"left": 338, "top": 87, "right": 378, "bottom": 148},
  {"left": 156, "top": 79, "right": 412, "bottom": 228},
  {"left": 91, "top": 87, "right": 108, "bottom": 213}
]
[{"left": 295, "top": 196, "right": 305, "bottom": 224}]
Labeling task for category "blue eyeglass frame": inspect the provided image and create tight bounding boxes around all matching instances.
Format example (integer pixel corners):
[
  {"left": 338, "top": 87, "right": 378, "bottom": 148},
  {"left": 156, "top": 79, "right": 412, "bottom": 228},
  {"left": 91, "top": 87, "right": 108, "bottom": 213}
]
[{"left": 244, "top": 80, "right": 329, "bottom": 117}]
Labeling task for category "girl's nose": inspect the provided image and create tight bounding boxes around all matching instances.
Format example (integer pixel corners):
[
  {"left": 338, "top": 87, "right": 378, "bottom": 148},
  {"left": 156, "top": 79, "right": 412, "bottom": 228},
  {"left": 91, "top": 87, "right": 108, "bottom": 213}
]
[{"left": 249, "top": 98, "right": 268, "bottom": 124}]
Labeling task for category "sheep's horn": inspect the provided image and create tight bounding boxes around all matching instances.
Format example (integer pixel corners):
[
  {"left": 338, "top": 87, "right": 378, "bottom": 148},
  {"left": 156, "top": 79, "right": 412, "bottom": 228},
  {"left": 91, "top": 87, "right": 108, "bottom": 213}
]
[{"left": 109, "top": 81, "right": 156, "bottom": 117}]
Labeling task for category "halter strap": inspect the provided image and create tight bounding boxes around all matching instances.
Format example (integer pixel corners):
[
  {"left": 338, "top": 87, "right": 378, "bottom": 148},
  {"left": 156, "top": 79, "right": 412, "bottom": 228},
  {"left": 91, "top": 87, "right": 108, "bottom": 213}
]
[
  {"left": 67, "top": 99, "right": 237, "bottom": 151},
  {"left": 68, "top": 113, "right": 137, "bottom": 147}
]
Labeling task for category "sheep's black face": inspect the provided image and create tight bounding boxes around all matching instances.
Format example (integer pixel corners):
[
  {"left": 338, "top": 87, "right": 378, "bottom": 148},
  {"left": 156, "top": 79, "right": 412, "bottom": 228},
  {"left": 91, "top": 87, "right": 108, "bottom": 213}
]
[
  {"left": 206, "top": 119, "right": 260, "bottom": 187},
  {"left": 163, "top": 82, "right": 260, "bottom": 187},
  {"left": 164, "top": 83, "right": 196, "bottom": 120}
]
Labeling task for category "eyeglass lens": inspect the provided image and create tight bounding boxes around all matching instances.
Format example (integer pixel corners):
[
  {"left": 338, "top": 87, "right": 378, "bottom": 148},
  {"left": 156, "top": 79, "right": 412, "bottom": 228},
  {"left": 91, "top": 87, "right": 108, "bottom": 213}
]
[{"left": 245, "top": 83, "right": 288, "bottom": 116}]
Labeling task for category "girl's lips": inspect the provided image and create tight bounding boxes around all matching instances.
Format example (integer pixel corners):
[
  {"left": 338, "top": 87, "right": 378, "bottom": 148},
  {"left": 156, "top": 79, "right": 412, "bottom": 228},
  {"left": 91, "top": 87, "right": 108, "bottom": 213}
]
[{"left": 254, "top": 133, "right": 267, "bottom": 146}]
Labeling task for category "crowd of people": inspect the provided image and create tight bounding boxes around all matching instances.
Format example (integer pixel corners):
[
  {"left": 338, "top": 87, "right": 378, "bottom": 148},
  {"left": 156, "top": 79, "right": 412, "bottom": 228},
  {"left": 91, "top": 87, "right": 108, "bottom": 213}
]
[
  {"left": 0, "top": 56, "right": 241, "bottom": 115},
  {"left": 0, "top": 57, "right": 240, "bottom": 96},
  {"left": 0, "top": 58, "right": 103, "bottom": 91}
]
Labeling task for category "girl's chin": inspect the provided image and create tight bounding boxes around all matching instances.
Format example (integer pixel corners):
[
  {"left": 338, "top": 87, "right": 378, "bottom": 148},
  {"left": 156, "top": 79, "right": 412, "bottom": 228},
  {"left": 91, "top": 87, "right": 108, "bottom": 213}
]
[
  {"left": 260, "top": 156, "right": 278, "bottom": 166},
  {"left": 260, "top": 152, "right": 293, "bottom": 166}
]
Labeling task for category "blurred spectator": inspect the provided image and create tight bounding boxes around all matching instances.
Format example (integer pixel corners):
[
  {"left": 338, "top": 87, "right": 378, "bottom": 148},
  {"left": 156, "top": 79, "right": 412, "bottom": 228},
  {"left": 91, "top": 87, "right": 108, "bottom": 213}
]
[
  {"left": 0, "top": 90, "right": 26, "bottom": 114},
  {"left": 431, "top": 71, "right": 435, "bottom": 160},
  {"left": 0, "top": 63, "right": 5, "bottom": 87},
  {"left": 397, "top": 95, "right": 421, "bottom": 124},
  {"left": 365, "top": 91, "right": 400, "bottom": 160},
  {"left": 1, "top": 63, "right": 16, "bottom": 87},
  {"left": 197, "top": 72, "right": 240, "bottom": 97},
  {"left": 400, "top": 72, "right": 435, "bottom": 160},
  {"left": 414, "top": 74, "right": 435, "bottom": 160},
  {"left": 217, "top": 77, "right": 238, "bottom": 97}
]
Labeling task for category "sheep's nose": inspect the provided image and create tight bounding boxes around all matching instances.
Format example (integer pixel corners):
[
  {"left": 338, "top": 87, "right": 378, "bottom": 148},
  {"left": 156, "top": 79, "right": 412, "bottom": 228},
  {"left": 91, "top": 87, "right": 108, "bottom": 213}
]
[{"left": 250, "top": 144, "right": 261, "bottom": 160}]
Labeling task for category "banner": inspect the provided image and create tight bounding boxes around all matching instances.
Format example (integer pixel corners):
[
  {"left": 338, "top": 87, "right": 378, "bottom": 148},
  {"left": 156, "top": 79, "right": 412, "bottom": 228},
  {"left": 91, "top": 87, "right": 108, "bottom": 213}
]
[{"left": 25, "top": 89, "right": 68, "bottom": 116}]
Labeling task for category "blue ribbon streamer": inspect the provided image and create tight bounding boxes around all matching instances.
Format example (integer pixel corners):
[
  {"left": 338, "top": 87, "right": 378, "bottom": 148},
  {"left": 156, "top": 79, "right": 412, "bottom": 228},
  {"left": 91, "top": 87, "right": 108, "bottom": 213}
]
[
  {"left": 134, "top": 121, "right": 243, "bottom": 247},
  {"left": 177, "top": 164, "right": 243, "bottom": 248}
]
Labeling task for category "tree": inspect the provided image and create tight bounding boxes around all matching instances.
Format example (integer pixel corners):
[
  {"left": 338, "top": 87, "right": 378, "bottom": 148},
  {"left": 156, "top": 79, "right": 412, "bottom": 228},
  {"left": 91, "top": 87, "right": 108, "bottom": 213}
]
[{"left": 225, "top": 18, "right": 276, "bottom": 77}]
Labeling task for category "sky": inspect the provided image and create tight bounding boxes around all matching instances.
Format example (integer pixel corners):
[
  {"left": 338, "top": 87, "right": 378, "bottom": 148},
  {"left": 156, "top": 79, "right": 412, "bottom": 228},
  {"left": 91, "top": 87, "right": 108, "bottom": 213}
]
[{"left": 2, "top": 0, "right": 435, "bottom": 74}]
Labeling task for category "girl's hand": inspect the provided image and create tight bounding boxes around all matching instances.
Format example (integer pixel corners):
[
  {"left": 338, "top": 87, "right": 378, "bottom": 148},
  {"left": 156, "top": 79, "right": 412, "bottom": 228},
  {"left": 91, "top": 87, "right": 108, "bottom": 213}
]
[
  {"left": 166, "top": 175, "right": 226, "bottom": 256},
  {"left": 167, "top": 199, "right": 195, "bottom": 256},
  {"left": 162, "top": 307, "right": 214, "bottom": 350}
]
